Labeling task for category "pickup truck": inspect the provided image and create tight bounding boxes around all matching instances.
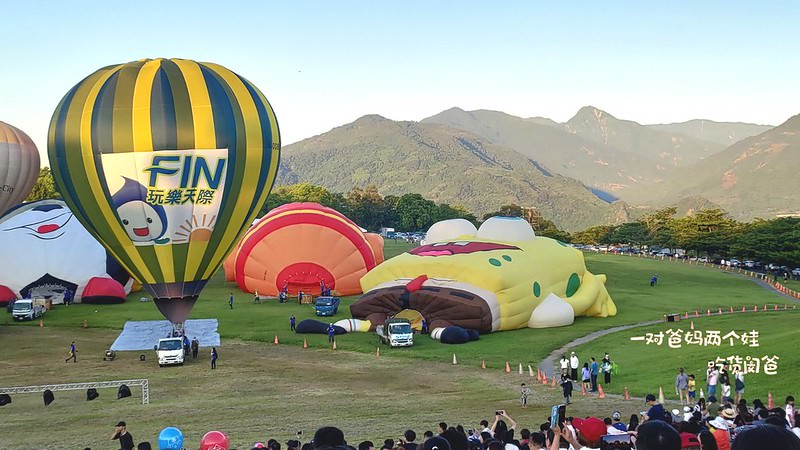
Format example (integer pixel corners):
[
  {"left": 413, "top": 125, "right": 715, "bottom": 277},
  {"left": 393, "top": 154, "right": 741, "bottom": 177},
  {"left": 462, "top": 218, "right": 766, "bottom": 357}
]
[
  {"left": 154, "top": 337, "right": 185, "bottom": 367},
  {"left": 11, "top": 299, "right": 46, "bottom": 321},
  {"left": 376, "top": 318, "right": 414, "bottom": 347},
  {"left": 314, "top": 296, "right": 340, "bottom": 316}
]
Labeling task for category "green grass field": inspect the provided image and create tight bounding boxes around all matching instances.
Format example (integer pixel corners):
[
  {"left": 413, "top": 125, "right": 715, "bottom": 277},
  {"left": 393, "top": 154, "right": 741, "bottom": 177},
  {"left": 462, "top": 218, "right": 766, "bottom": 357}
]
[{"left": 0, "top": 245, "right": 796, "bottom": 448}]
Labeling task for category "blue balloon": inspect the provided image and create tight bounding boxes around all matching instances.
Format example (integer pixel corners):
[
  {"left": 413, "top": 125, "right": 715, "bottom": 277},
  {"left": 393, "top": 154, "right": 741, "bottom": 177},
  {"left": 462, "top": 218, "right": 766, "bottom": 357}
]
[{"left": 158, "top": 426, "right": 184, "bottom": 450}]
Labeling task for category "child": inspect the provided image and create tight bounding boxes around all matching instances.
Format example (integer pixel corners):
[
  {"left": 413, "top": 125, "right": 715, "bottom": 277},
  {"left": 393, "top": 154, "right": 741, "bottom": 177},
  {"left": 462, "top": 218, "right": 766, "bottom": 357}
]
[
  {"left": 561, "top": 373, "right": 573, "bottom": 405},
  {"left": 520, "top": 383, "right": 531, "bottom": 408},
  {"left": 688, "top": 374, "right": 696, "bottom": 405}
]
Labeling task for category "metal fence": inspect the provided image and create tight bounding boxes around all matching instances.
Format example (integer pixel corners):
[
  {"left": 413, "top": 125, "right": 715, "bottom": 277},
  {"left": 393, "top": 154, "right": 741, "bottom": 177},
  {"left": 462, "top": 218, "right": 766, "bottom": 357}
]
[{"left": 0, "top": 379, "right": 150, "bottom": 405}]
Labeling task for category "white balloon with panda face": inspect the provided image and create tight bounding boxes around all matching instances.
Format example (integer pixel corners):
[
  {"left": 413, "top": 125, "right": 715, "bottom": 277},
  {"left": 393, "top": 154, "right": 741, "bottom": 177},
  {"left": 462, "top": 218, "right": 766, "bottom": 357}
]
[{"left": 0, "top": 199, "right": 132, "bottom": 304}]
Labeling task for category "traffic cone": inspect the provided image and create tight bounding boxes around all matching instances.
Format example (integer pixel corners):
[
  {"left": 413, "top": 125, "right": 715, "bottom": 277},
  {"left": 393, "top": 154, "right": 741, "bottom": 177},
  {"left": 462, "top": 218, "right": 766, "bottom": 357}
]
[
  {"left": 332, "top": 340, "right": 337, "bottom": 350},
  {"left": 376, "top": 347, "right": 380, "bottom": 358},
  {"left": 303, "top": 339, "right": 308, "bottom": 349},
  {"left": 598, "top": 384, "right": 606, "bottom": 399},
  {"left": 528, "top": 365, "right": 534, "bottom": 378},
  {"left": 707, "top": 309, "right": 711, "bottom": 316},
  {"left": 537, "top": 368, "right": 542, "bottom": 381},
  {"left": 763, "top": 305, "right": 768, "bottom": 312},
  {"left": 690, "top": 321, "right": 694, "bottom": 330},
  {"left": 742, "top": 306, "right": 746, "bottom": 313},
  {"left": 481, "top": 359, "right": 486, "bottom": 369},
  {"left": 452, "top": 354, "right": 458, "bottom": 365},
  {"left": 718, "top": 308, "right": 722, "bottom": 315},
  {"left": 695, "top": 310, "right": 699, "bottom": 317},
  {"left": 730, "top": 306, "right": 734, "bottom": 313},
  {"left": 754, "top": 305, "right": 758, "bottom": 312},
  {"left": 581, "top": 383, "right": 587, "bottom": 396},
  {"left": 624, "top": 386, "right": 630, "bottom": 400},
  {"left": 505, "top": 361, "right": 511, "bottom": 373},
  {"left": 684, "top": 312, "right": 689, "bottom": 319},
  {"left": 542, "top": 373, "right": 548, "bottom": 384},
  {"left": 552, "top": 376, "right": 557, "bottom": 388},
  {"left": 658, "top": 386, "right": 666, "bottom": 404},
  {"left": 82, "top": 319, "right": 88, "bottom": 329},
  {"left": 768, "top": 392, "right": 774, "bottom": 409},
  {"left": 518, "top": 363, "right": 523, "bottom": 375},
  {"left": 274, "top": 335, "right": 279, "bottom": 345},
  {"left": 39, "top": 319, "right": 43, "bottom": 327}
]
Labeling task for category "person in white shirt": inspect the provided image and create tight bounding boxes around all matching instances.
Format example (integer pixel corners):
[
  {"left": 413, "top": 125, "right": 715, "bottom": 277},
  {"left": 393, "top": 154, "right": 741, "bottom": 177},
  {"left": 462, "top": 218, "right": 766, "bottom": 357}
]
[
  {"left": 569, "top": 352, "right": 580, "bottom": 381},
  {"left": 787, "top": 395, "right": 796, "bottom": 428},
  {"left": 560, "top": 354, "right": 569, "bottom": 373}
]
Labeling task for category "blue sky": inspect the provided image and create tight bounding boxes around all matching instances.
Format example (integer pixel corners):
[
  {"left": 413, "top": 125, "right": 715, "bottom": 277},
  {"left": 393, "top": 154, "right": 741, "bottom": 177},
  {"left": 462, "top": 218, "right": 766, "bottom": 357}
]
[{"left": 2, "top": 1, "right": 799, "bottom": 160}]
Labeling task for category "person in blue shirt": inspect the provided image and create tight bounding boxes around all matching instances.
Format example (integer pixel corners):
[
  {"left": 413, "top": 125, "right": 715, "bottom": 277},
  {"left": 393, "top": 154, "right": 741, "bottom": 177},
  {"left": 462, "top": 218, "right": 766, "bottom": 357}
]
[
  {"left": 644, "top": 393, "right": 667, "bottom": 421},
  {"left": 650, "top": 274, "right": 658, "bottom": 287},
  {"left": 590, "top": 357, "right": 599, "bottom": 392},
  {"left": 65, "top": 341, "right": 77, "bottom": 363},
  {"left": 290, "top": 315, "right": 296, "bottom": 332},
  {"left": 210, "top": 347, "right": 218, "bottom": 369},
  {"left": 228, "top": 292, "right": 234, "bottom": 309},
  {"left": 327, "top": 323, "right": 336, "bottom": 343}
]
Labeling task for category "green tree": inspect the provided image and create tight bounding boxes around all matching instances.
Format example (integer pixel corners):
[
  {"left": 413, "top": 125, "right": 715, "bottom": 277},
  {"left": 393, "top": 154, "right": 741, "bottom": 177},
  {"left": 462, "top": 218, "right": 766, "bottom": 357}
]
[
  {"left": 535, "top": 217, "right": 571, "bottom": 242},
  {"left": 608, "top": 222, "right": 649, "bottom": 248},
  {"left": 731, "top": 218, "right": 800, "bottom": 265},
  {"left": 25, "top": 167, "right": 60, "bottom": 202},
  {"left": 395, "top": 193, "right": 438, "bottom": 231},
  {"left": 672, "top": 208, "right": 740, "bottom": 256},
  {"left": 482, "top": 204, "right": 523, "bottom": 220},
  {"left": 572, "top": 225, "right": 617, "bottom": 245}
]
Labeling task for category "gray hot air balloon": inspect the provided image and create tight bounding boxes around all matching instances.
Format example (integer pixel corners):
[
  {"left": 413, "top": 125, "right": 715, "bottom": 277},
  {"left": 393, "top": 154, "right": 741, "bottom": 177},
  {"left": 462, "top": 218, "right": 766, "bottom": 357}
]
[{"left": 0, "top": 121, "right": 40, "bottom": 216}]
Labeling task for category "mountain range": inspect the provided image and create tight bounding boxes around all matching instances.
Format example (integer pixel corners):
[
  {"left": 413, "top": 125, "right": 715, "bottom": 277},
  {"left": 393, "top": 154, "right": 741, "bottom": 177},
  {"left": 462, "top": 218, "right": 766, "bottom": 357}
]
[{"left": 277, "top": 106, "right": 787, "bottom": 230}]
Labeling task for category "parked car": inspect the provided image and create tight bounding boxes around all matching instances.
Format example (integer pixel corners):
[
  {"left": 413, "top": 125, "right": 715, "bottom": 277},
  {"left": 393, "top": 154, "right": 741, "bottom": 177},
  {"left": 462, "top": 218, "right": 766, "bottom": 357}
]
[
  {"left": 792, "top": 268, "right": 800, "bottom": 277},
  {"left": 743, "top": 261, "right": 756, "bottom": 268},
  {"left": 11, "top": 299, "right": 45, "bottom": 321}
]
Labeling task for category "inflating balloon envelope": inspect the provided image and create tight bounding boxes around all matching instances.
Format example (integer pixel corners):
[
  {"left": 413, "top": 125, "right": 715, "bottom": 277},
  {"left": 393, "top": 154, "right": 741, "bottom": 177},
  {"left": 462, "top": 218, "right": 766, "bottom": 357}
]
[
  {"left": 48, "top": 58, "right": 280, "bottom": 330},
  {"left": 0, "top": 121, "right": 40, "bottom": 216}
]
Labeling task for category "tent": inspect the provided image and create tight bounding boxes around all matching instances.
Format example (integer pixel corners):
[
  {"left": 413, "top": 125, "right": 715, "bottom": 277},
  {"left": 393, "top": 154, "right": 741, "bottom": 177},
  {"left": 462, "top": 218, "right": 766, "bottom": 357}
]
[{"left": 225, "top": 203, "right": 383, "bottom": 296}]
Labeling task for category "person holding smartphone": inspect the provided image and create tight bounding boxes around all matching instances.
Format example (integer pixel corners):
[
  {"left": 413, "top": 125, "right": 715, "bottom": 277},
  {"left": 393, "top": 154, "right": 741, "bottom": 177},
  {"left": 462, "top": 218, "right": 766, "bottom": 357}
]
[{"left": 491, "top": 410, "right": 518, "bottom": 443}]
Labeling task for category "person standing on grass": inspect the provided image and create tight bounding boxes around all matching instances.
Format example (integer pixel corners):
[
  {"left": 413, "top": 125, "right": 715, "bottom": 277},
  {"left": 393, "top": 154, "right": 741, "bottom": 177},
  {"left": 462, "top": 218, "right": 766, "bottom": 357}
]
[
  {"left": 650, "top": 274, "right": 658, "bottom": 287},
  {"left": 601, "top": 357, "right": 612, "bottom": 385},
  {"left": 560, "top": 373, "right": 573, "bottom": 405},
  {"left": 589, "top": 357, "right": 599, "bottom": 392},
  {"left": 569, "top": 351, "right": 579, "bottom": 381},
  {"left": 65, "top": 341, "right": 77, "bottom": 363},
  {"left": 688, "top": 374, "right": 697, "bottom": 405},
  {"left": 581, "top": 363, "right": 591, "bottom": 394},
  {"left": 327, "top": 323, "right": 336, "bottom": 343},
  {"left": 676, "top": 368, "right": 689, "bottom": 404},
  {"left": 112, "top": 421, "right": 135, "bottom": 450},
  {"left": 707, "top": 361, "right": 719, "bottom": 397},
  {"left": 520, "top": 383, "right": 531, "bottom": 408},
  {"left": 211, "top": 347, "right": 218, "bottom": 369},
  {"left": 191, "top": 337, "right": 199, "bottom": 359},
  {"left": 560, "top": 354, "right": 569, "bottom": 374},
  {"left": 290, "top": 315, "right": 296, "bottom": 332},
  {"left": 228, "top": 292, "right": 234, "bottom": 309}
]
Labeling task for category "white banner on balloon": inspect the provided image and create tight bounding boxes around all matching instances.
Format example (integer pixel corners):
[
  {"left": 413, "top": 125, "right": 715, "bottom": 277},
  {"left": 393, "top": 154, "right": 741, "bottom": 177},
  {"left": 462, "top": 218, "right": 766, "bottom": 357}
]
[{"left": 101, "top": 149, "right": 227, "bottom": 246}]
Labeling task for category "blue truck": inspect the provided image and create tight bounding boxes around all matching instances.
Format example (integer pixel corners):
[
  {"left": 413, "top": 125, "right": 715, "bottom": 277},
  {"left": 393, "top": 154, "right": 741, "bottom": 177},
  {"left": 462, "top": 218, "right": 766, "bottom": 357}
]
[{"left": 314, "top": 296, "right": 340, "bottom": 316}]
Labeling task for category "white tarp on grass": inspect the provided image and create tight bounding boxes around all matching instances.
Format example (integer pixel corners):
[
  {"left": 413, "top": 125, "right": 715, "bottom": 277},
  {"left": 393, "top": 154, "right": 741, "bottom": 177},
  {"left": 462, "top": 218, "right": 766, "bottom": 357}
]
[{"left": 111, "top": 319, "right": 220, "bottom": 351}]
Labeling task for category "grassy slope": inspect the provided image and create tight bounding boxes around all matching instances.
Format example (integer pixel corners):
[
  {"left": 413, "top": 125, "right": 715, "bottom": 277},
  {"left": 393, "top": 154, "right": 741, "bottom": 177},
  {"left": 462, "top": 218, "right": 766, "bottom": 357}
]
[{"left": 0, "top": 245, "right": 795, "bottom": 448}]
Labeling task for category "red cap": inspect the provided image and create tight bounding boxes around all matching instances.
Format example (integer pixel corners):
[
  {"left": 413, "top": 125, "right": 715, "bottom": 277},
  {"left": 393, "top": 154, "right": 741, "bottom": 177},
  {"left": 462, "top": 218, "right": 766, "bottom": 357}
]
[{"left": 572, "top": 417, "right": 606, "bottom": 443}]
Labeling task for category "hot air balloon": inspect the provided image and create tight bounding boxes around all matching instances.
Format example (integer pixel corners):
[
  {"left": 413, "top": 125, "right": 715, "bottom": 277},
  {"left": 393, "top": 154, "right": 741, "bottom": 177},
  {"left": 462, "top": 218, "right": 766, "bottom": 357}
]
[
  {"left": 48, "top": 58, "right": 280, "bottom": 331},
  {"left": 0, "top": 121, "right": 40, "bottom": 216}
]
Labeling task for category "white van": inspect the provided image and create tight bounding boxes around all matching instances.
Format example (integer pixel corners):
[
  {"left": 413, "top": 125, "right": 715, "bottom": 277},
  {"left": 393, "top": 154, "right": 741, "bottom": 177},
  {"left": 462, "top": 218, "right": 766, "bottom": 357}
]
[{"left": 154, "top": 337, "right": 185, "bottom": 367}]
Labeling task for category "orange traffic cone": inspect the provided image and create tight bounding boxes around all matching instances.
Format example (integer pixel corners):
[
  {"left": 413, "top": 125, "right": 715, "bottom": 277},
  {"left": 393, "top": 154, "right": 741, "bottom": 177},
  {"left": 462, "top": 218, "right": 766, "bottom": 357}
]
[
  {"left": 505, "top": 362, "right": 511, "bottom": 373},
  {"left": 274, "top": 335, "right": 279, "bottom": 345},
  {"left": 332, "top": 340, "right": 337, "bottom": 350},
  {"left": 707, "top": 309, "right": 711, "bottom": 316},
  {"left": 768, "top": 392, "right": 774, "bottom": 409},
  {"left": 774, "top": 304, "right": 778, "bottom": 311},
  {"left": 551, "top": 376, "right": 557, "bottom": 388},
  {"left": 624, "top": 386, "right": 630, "bottom": 400},
  {"left": 598, "top": 384, "right": 606, "bottom": 399},
  {"left": 376, "top": 347, "right": 380, "bottom": 358},
  {"left": 542, "top": 373, "right": 548, "bottom": 385},
  {"left": 481, "top": 359, "right": 486, "bottom": 369},
  {"left": 730, "top": 306, "right": 734, "bottom": 313},
  {"left": 684, "top": 312, "right": 689, "bottom": 319},
  {"left": 581, "top": 383, "right": 587, "bottom": 396},
  {"left": 754, "top": 305, "right": 758, "bottom": 312},
  {"left": 718, "top": 308, "right": 722, "bottom": 315},
  {"left": 690, "top": 321, "right": 694, "bottom": 330},
  {"left": 537, "top": 368, "right": 542, "bottom": 381},
  {"left": 39, "top": 319, "right": 43, "bottom": 327},
  {"left": 742, "top": 306, "right": 746, "bottom": 313},
  {"left": 303, "top": 339, "right": 308, "bottom": 349},
  {"left": 695, "top": 310, "right": 699, "bottom": 317},
  {"left": 763, "top": 305, "right": 768, "bottom": 312}
]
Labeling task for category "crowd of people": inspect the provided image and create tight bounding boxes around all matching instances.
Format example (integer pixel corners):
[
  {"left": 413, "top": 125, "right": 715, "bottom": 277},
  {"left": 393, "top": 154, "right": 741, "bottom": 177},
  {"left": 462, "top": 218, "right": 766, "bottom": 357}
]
[{"left": 102, "top": 393, "right": 800, "bottom": 450}]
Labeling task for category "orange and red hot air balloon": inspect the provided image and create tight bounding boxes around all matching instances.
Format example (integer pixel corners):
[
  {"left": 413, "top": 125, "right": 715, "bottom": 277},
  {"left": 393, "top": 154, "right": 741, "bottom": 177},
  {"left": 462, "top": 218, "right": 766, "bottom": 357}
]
[{"left": 225, "top": 202, "right": 383, "bottom": 296}]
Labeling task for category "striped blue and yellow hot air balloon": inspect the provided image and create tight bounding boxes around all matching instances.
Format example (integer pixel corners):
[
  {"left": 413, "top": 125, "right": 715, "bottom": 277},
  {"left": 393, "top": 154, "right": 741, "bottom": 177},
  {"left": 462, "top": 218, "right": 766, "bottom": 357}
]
[{"left": 48, "top": 58, "right": 280, "bottom": 327}]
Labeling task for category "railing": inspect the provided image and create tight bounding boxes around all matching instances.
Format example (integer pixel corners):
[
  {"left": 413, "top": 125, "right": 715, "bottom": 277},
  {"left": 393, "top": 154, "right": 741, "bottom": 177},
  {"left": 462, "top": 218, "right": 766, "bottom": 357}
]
[{"left": 0, "top": 379, "right": 149, "bottom": 405}]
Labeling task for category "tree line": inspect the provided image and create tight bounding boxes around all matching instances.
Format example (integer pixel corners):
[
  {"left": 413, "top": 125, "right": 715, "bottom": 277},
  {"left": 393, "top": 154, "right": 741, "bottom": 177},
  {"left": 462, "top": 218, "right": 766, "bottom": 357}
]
[{"left": 24, "top": 170, "right": 800, "bottom": 265}]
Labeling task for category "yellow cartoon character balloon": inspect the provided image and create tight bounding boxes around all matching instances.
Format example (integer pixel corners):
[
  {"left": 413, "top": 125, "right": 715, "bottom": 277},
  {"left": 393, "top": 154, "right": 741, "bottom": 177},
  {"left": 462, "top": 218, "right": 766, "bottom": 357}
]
[
  {"left": 48, "top": 58, "right": 280, "bottom": 329},
  {"left": 351, "top": 217, "right": 616, "bottom": 344}
]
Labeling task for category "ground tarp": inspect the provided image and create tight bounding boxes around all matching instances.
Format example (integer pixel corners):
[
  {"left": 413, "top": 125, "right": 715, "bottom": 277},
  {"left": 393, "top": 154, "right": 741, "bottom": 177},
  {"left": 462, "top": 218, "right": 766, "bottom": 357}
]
[{"left": 111, "top": 319, "right": 220, "bottom": 351}]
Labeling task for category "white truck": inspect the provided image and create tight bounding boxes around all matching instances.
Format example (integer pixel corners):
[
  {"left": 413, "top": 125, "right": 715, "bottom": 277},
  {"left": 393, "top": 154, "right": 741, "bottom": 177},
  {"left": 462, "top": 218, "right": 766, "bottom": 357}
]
[
  {"left": 11, "top": 299, "right": 46, "bottom": 321},
  {"left": 154, "top": 337, "right": 186, "bottom": 367},
  {"left": 376, "top": 318, "right": 414, "bottom": 347}
]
